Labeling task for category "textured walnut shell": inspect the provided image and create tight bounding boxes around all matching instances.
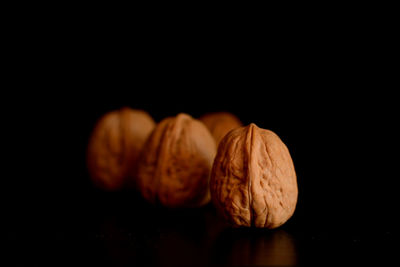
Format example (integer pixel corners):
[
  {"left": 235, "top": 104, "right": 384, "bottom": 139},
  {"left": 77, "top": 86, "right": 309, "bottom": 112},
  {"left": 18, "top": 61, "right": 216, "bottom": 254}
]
[
  {"left": 210, "top": 123, "right": 297, "bottom": 228},
  {"left": 137, "top": 113, "right": 216, "bottom": 208},
  {"left": 199, "top": 112, "right": 242, "bottom": 145},
  {"left": 87, "top": 107, "right": 155, "bottom": 190}
]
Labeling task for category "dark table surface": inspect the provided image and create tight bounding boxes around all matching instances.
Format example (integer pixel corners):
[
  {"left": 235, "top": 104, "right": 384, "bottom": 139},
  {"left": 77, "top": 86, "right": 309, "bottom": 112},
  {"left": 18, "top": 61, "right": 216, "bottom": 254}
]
[{"left": 5, "top": 188, "right": 397, "bottom": 267}]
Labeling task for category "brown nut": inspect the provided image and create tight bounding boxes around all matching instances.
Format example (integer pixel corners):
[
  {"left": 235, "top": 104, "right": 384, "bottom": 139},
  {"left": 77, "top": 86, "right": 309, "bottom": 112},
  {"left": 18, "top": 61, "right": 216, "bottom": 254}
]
[
  {"left": 137, "top": 113, "right": 216, "bottom": 208},
  {"left": 210, "top": 123, "right": 298, "bottom": 228},
  {"left": 87, "top": 107, "right": 155, "bottom": 190},
  {"left": 199, "top": 112, "right": 242, "bottom": 145}
]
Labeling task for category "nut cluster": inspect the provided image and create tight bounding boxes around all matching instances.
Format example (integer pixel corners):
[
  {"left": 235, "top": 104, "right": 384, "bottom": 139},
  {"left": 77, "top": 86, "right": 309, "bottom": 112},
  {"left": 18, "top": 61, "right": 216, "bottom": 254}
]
[{"left": 87, "top": 109, "right": 297, "bottom": 228}]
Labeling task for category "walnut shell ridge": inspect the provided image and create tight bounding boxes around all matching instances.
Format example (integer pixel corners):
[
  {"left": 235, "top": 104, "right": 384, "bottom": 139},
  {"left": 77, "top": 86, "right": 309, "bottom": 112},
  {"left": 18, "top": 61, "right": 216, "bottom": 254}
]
[
  {"left": 87, "top": 107, "right": 155, "bottom": 190},
  {"left": 137, "top": 113, "right": 216, "bottom": 208},
  {"left": 200, "top": 112, "right": 242, "bottom": 145},
  {"left": 210, "top": 123, "right": 298, "bottom": 228}
]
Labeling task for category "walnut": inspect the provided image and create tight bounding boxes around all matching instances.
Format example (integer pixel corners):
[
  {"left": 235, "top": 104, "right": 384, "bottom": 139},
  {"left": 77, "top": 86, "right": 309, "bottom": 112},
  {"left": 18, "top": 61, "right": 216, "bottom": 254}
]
[
  {"left": 137, "top": 113, "right": 216, "bottom": 208},
  {"left": 210, "top": 123, "right": 298, "bottom": 228},
  {"left": 199, "top": 112, "right": 242, "bottom": 145},
  {"left": 87, "top": 107, "right": 155, "bottom": 190}
]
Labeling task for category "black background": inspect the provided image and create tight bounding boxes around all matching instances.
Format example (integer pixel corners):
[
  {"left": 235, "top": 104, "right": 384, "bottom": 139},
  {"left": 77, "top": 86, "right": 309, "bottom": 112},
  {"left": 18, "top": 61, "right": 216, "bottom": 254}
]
[{"left": 4, "top": 14, "right": 398, "bottom": 266}]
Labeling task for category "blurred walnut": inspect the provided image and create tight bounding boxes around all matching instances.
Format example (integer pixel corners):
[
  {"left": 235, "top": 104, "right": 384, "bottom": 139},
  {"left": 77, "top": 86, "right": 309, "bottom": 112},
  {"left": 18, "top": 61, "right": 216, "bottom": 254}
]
[
  {"left": 137, "top": 113, "right": 216, "bottom": 208},
  {"left": 87, "top": 107, "right": 155, "bottom": 190},
  {"left": 210, "top": 123, "right": 297, "bottom": 228},
  {"left": 199, "top": 112, "right": 242, "bottom": 145}
]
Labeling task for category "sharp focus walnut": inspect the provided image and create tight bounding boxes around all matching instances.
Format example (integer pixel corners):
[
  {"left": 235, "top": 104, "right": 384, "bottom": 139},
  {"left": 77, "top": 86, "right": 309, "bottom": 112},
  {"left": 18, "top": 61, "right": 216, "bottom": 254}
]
[
  {"left": 87, "top": 107, "right": 155, "bottom": 190},
  {"left": 210, "top": 123, "right": 298, "bottom": 228},
  {"left": 137, "top": 113, "right": 216, "bottom": 208}
]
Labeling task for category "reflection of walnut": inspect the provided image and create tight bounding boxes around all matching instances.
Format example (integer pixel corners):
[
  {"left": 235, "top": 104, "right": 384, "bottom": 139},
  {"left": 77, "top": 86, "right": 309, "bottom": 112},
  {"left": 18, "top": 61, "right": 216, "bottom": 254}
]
[
  {"left": 137, "top": 113, "right": 216, "bottom": 208},
  {"left": 199, "top": 112, "right": 242, "bottom": 145},
  {"left": 87, "top": 107, "right": 155, "bottom": 190},
  {"left": 210, "top": 123, "right": 297, "bottom": 228}
]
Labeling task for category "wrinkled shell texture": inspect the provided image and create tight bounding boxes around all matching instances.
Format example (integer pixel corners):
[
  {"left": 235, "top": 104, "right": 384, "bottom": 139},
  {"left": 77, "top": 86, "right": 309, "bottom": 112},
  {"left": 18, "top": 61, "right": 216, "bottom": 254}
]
[
  {"left": 137, "top": 113, "right": 216, "bottom": 208},
  {"left": 87, "top": 108, "right": 155, "bottom": 190},
  {"left": 210, "top": 124, "right": 297, "bottom": 228},
  {"left": 200, "top": 112, "right": 242, "bottom": 145}
]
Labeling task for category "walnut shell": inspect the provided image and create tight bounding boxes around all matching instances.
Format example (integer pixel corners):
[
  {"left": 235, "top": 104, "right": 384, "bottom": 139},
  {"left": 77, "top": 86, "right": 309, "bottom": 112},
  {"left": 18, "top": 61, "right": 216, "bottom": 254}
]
[
  {"left": 87, "top": 107, "right": 155, "bottom": 190},
  {"left": 137, "top": 113, "right": 216, "bottom": 208},
  {"left": 199, "top": 112, "right": 242, "bottom": 145},
  {"left": 210, "top": 123, "right": 297, "bottom": 228}
]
